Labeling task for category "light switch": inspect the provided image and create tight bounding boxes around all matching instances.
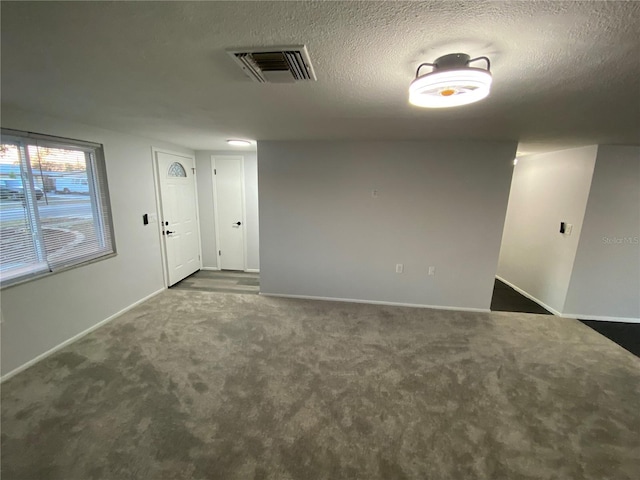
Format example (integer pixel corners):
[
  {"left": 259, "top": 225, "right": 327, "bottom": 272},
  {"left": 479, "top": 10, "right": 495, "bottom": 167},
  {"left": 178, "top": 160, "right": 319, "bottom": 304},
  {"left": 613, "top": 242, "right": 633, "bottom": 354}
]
[{"left": 560, "top": 222, "right": 573, "bottom": 235}]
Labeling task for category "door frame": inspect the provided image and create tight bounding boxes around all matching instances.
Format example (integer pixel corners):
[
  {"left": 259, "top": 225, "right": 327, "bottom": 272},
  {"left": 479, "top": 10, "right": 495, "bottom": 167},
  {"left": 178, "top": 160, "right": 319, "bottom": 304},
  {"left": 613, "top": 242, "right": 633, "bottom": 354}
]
[
  {"left": 211, "top": 155, "right": 247, "bottom": 271},
  {"left": 152, "top": 147, "right": 203, "bottom": 287}
]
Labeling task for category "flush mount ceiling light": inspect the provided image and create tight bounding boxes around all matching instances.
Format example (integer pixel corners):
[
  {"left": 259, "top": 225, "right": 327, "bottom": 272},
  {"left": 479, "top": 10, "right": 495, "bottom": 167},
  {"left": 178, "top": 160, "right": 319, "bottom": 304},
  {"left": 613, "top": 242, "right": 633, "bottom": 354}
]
[
  {"left": 227, "top": 139, "right": 252, "bottom": 147},
  {"left": 409, "top": 53, "right": 492, "bottom": 108}
]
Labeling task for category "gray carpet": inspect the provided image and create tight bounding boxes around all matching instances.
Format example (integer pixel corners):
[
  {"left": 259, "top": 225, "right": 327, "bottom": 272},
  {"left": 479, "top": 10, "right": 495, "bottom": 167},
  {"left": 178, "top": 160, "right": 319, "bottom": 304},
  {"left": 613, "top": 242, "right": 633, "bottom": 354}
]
[{"left": 2, "top": 291, "right": 639, "bottom": 480}]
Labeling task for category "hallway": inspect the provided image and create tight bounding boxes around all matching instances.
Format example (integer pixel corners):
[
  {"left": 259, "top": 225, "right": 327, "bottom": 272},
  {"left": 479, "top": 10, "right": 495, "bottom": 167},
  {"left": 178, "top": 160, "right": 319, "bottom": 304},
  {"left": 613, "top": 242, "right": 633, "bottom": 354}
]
[{"left": 171, "top": 270, "right": 259, "bottom": 295}]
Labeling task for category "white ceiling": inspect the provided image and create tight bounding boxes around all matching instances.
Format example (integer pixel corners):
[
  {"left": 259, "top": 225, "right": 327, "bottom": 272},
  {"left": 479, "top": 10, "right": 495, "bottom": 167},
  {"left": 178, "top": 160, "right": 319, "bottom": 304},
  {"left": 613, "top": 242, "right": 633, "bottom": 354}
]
[{"left": 2, "top": 1, "right": 639, "bottom": 154}]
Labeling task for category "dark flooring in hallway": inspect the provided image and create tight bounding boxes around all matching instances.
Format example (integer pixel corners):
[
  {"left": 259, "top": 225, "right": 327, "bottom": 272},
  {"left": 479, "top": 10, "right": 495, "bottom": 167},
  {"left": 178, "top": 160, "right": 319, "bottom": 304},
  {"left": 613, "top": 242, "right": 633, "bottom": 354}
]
[
  {"left": 490, "top": 279, "right": 552, "bottom": 315},
  {"left": 579, "top": 320, "right": 640, "bottom": 358}
]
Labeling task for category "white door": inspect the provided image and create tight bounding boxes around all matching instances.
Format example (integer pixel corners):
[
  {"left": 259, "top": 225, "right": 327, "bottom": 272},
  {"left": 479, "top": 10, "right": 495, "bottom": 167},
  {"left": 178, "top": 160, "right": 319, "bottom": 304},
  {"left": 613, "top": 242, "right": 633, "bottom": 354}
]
[
  {"left": 213, "top": 156, "right": 245, "bottom": 270},
  {"left": 156, "top": 151, "right": 201, "bottom": 286}
]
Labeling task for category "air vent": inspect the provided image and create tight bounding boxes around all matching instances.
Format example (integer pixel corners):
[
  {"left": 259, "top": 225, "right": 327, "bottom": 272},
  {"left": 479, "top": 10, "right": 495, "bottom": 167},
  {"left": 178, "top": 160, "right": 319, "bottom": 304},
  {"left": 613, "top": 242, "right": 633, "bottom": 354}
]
[{"left": 227, "top": 45, "right": 317, "bottom": 83}]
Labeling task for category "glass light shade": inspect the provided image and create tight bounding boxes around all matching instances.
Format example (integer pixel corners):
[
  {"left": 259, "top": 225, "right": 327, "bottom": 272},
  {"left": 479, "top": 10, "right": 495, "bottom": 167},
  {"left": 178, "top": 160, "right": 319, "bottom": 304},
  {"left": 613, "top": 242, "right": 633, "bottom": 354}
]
[
  {"left": 409, "top": 68, "right": 492, "bottom": 108},
  {"left": 227, "top": 139, "right": 252, "bottom": 146}
]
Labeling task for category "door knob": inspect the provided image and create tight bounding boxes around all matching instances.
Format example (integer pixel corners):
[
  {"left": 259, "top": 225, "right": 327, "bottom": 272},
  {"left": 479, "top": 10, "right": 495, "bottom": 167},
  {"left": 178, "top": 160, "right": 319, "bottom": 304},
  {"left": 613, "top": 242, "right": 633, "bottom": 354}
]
[
  {"left": 165, "top": 230, "right": 175, "bottom": 235},
  {"left": 234, "top": 221, "right": 242, "bottom": 226}
]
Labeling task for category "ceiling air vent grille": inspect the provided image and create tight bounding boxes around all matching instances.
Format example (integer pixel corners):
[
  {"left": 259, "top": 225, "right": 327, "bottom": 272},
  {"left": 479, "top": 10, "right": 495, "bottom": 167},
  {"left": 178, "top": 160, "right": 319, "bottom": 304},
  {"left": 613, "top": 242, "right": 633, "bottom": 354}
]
[{"left": 227, "top": 45, "right": 317, "bottom": 83}]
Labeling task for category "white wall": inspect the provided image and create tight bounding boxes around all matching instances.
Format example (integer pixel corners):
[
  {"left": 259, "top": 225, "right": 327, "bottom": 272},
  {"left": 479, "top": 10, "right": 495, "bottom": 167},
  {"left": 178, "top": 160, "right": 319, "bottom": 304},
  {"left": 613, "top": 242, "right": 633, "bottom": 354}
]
[
  {"left": 0, "top": 107, "right": 194, "bottom": 377},
  {"left": 243, "top": 153, "right": 260, "bottom": 271},
  {"left": 563, "top": 146, "right": 640, "bottom": 320},
  {"left": 194, "top": 151, "right": 259, "bottom": 271},
  {"left": 258, "top": 140, "right": 517, "bottom": 310},
  {"left": 497, "top": 146, "right": 597, "bottom": 313}
]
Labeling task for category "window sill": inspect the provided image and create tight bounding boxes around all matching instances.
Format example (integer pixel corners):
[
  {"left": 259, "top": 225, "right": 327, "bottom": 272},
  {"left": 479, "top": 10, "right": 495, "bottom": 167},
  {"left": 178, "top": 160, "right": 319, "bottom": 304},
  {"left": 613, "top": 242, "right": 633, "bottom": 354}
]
[{"left": 0, "top": 252, "right": 118, "bottom": 290}]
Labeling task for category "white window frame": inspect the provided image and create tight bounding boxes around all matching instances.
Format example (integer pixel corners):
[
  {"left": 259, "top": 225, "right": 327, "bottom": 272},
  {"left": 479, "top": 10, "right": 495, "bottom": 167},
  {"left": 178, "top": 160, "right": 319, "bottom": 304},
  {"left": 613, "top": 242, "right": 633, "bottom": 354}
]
[{"left": 0, "top": 128, "right": 116, "bottom": 288}]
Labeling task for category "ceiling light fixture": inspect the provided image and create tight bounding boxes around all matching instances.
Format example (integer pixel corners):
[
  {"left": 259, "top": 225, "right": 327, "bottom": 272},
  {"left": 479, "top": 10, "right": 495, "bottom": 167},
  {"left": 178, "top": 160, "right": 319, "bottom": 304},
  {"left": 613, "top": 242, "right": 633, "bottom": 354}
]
[
  {"left": 409, "top": 53, "right": 492, "bottom": 108},
  {"left": 227, "top": 139, "right": 252, "bottom": 147}
]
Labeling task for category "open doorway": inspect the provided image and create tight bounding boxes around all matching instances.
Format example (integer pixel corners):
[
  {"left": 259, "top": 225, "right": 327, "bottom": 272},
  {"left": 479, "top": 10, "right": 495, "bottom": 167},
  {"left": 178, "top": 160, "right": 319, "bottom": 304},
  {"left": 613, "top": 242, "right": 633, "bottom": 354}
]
[
  {"left": 492, "top": 147, "right": 598, "bottom": 317},
  {"left": 491, "top": 149, "right": 565, "bottom": 316},
  {"left": 183, "top": 150, "right": 260, "bottom": 281},
  {"left": 165, "top": 149, "right": 260, "bottom": 292}
]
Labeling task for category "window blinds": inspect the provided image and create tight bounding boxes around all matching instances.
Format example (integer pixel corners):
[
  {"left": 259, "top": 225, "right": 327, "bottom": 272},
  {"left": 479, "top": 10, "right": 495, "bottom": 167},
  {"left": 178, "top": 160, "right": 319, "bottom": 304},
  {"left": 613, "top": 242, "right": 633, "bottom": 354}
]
[{"left": 0, "top": 129, "right": 115, "bottom": 286}]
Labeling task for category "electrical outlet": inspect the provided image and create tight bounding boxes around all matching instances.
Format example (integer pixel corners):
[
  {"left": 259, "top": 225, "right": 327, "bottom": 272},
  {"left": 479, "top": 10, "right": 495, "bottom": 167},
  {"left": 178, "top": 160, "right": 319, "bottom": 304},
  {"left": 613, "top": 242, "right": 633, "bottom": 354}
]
[
  {"left": 396, "top": 264, "right": 403, "bottom": 274},
  {"left": 428, "top": 266, "right": 436, "bottom": 276}
]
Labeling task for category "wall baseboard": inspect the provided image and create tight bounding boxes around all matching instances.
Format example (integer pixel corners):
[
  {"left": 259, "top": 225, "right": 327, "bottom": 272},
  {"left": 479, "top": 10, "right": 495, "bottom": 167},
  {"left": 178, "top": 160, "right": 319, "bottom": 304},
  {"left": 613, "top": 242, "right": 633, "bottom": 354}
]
[
  {"left": 562, "top": 313, "right": 640, "bottom": 323},
  {"left": 260, "top": 292, "right": 490, "bottom": 313},
  {"left": 1, "top": 287, "right": 166, "bottom": 383},
  {"left": 495, "top": 276, "right": 639, "bottom": 323},
  {"left": 495, "top": 275, "right": 563, "bottom": 316},
  {"left": 201, "top": 267, "right": 258, "bottom": 273}
]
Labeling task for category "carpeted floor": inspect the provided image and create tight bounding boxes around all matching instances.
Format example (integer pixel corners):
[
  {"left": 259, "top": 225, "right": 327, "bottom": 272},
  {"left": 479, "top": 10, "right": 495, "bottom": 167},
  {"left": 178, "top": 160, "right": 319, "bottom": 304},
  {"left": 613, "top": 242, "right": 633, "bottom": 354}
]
[{"left": 2, "top": 291, "right": 639, "bottom": 480}]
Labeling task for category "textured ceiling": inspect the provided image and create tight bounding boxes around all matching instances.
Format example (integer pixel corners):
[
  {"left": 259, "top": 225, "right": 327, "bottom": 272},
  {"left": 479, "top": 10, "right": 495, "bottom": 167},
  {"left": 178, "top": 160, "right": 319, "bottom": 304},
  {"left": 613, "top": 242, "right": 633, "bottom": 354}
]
[{"left": 1, "top": 1, "right": 639, "bottom": 153}]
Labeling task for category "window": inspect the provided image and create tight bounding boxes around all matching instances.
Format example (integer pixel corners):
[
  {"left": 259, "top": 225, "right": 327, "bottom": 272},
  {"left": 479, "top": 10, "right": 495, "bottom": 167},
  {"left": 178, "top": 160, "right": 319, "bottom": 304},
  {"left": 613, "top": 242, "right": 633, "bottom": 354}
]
[
  {"left": 0, "top": 129, "right": 115, "bottom": 287},
  {"left": 168, "top": 162, "right": 187, "bottom": 177}
]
